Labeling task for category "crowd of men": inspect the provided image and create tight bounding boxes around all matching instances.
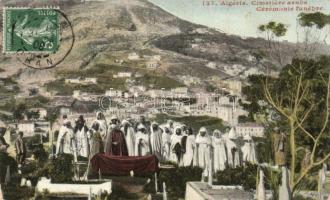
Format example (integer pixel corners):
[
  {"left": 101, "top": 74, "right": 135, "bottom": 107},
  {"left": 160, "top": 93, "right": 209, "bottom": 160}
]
[{"left": 55, "top": 112, "right": 258, "bottom": 172}]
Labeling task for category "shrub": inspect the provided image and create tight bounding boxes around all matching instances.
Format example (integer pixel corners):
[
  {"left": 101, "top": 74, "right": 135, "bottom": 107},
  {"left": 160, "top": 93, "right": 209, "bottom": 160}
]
[
  {"left": 0, "top": 152, "right": 17, "bottom": 183},
  {"left": 158, "top": 166, "right": 203, "bottom": 199},
  {"left": 214, "top": 163, "right": 258, "bottom": 190},
  {"left": 32, "top": 144, "right": 48, "bottom": 164},
  {"left": 48, "top": 154, "right": 74, "bottom": 183}
]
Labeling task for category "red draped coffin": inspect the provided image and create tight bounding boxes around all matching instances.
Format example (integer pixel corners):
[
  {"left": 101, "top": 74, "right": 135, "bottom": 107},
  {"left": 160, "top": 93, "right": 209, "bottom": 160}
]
[{"left": 91, "top": 153, "right": 159, "bottom": 175}]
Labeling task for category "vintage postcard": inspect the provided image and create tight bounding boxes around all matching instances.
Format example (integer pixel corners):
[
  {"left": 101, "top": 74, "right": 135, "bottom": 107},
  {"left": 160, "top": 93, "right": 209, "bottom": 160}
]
[{"left": 0, "top": 0, "right": 329, "bottom": 199}]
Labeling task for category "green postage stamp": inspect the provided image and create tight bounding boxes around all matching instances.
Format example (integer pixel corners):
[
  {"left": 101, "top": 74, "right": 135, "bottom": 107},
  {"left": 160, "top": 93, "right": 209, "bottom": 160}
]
[{"left": 3, "top": 7, "right": 60, "bottom": 53}]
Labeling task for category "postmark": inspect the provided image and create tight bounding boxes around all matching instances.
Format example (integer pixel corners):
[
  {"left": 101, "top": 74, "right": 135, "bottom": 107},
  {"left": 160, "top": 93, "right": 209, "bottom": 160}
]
[
  {"left": 2, "top": 7, "right": 75, "bottom": 70},
  {"left": 3, "top": 7, "right": 60, "bottom": 53}
]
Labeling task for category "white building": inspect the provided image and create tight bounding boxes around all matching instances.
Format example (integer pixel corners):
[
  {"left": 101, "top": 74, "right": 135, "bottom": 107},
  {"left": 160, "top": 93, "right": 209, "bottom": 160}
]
[
  {"left": 18, "top": 121, "right": 35, "bottom": 137},
  {"left": 17, "top": 121, "right": 51, "bottom": 137},
  {"left": 65, "top": 77, "right": 97, "bottom": 85},
  {"left": 29, "top": 108, "right": 47, "bottom": 120},
  {"left": 60, "top": 107, "right": 71, "bottom": 116},
  {"left": 206, "top": 62, "right": 217, "bottom": 69},
  {"left": 243, "top": 67, "right": 264, "bottom": 77},
  {"left": 180, "top": 75, "right": 201, "bottom": 86},
  {"left": 223, "top": 80, "right": 242, "bottom": 95},
  {"left": 146, "top": 61, "right": 160, "bottom": 70},
  {"left": 217, "top": 105, "right": 238, "bottom": 126},
  {"left": 105, "top": 89, "right": 123, "bottom": 97},
  {"left": 171, "top": 87, "right": 188, "bottom": 94},
  {"left": 235, "top": 123, "right": 265, "bottom": 137},
  {"left": 113, "top": 72, "right": 132, "bottom": 78},
  {"left": 152, "top": 55, "right": 161, "bottom": 61},
  {"left": 128, "top": 52, "right": 140, "bottom": 60}
]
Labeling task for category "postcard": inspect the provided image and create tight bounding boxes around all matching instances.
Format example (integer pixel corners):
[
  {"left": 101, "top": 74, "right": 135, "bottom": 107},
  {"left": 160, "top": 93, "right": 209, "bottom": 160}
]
[{"left": 0, "top": 0, "right": 329, "bottom": 199}]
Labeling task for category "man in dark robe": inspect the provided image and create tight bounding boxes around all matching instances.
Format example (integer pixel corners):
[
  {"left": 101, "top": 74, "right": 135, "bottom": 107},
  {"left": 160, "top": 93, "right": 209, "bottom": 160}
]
[
  {"left": 104, "top": 116, "right": 128, "bottom": 156},
  {"left": 0, "top": 127, "right": 9, "bottom": 153},
  {"left": 134, "top": 115, "right": 150, "bottom": 132},
  {"left": 15, "top": 131, "right": 26, "bottom": 166}
]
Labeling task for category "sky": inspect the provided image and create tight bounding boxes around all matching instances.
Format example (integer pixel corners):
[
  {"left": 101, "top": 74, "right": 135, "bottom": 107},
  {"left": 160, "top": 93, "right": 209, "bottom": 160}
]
[{"left": 148, "top": 0, "right": 330, "bottom": 42}]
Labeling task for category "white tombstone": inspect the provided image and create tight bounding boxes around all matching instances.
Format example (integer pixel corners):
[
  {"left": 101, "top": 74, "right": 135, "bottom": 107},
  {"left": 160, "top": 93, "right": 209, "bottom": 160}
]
[
  {"left": 318, "top": 164, "right": 327, "bottom": 200},
  {"left": 257, "top": 169, "right": 266, "bottom": 200},
  {"left": 0, "top": 184, "right": 3, "bottom": 200},
  {"left": 163, "top": 182, "right": 167, "bottom": 200},
  {"left": 20, "top": 178, "right": 27, "bottom": 187},
  {"left": 26, "top": 180, "right": 32, "bottom": 187},
  {"left": 279, "top": 166, "right": 290, "bottom": 200},
  {"left": 35, "top": 178, "right": 112, "bottom": 196}
]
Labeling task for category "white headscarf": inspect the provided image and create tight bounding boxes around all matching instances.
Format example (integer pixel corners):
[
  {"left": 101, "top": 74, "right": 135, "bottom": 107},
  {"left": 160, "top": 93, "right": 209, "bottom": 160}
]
[
  {"left": 196, "top": 127, "right": 211, "bottom": 144},
  {"left": 228, "top": 127, "right": 237, "bottom": 140}
]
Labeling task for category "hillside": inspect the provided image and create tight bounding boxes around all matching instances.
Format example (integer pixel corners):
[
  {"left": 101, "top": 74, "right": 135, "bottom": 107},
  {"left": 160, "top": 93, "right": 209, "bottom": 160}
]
[{"left": 0, "top": 0, "right": 329, "bottom": 97}]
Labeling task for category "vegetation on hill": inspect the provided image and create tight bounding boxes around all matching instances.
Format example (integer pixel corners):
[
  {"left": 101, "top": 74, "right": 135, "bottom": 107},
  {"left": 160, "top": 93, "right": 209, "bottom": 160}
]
[{"left": 46, "top": 63, "right": 184, "bottom": 95}]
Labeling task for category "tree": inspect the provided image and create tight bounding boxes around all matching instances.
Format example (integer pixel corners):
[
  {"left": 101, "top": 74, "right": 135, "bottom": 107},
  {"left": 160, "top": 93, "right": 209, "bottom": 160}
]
[
  {"left": 26, "top": 110, "right": 40, "bottom": 120},
  {"left": 297, "top": 12, "right": 330, "bottom": 57},
  {"left": 13, "top": 103, "right": 27, "bottom": 121},
  {"left": 258, "top": 21, "right": 288, "bottom": 66},
  {"left": 262, "top": 56, "right": 330, "bottom": 196},
  {"left": 253, "top": 12, "right": 330, "bottom": 198}
]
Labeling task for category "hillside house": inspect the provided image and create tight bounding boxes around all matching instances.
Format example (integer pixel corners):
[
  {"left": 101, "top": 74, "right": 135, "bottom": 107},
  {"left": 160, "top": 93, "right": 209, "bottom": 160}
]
[
  {"left": 128, "top": 52, "right": 140, "bottom": 60},
  {"left": 113, "top": 72, "right": 132, "bottom": 78},
  {"left": 235, "top": 123, "right": 265, "bottom": 137},
  {"left": 65, "top": 77, "right": 97, "bottom": 85},
  {"left": 146, "top": 61, "right": 160, "bottom": 70}
]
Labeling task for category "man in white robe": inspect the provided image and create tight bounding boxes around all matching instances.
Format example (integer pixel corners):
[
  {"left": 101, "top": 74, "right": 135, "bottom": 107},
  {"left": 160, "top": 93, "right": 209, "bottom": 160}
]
[
  {"left": 226, "top": 127, "right": 240, "bottom": 168},
  {"left": 121, "top": 119, "right": 135, "bottom": 156},
  {"left": 56, "top": 121, "right": 76, "bottom": 159},
  {"left": 74, "top": 115, "right": 89, "bottom": 158},
  {"left": 135, "top": 124, "right": 151, "bottom": 156},
  {"left": 212, "top": 129, "right": 227, "bottom": 171},
  {"left": 161, "top": 120, "right": 174, "bottom": 134},
  {"left": 161, "top": 126, "right": 172, "bottom": 161},
  {"left": 241, "top": 134, "right": 257, "bottom": 164},
  {"left": 194, "top": 127, "right": 211, "bottom": 169},
  {"left": 91, "top": 112, "right": 108, "bottom": 143},
  {"left": 170, "top": 126, "right": 184, "bottom": 165},
  {"left": 135, "top": 115, "right": 150, "bottom": 133},
  {"left": 150, "top": 122, "right": 163, "bottom": 161},
  {"left": 183, "top": 127, "right": 195, "bottom": 166}
]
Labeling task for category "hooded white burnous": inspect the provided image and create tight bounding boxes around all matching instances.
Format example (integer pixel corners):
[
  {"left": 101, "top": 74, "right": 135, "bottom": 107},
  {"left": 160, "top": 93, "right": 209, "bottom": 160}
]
[
  {"left": 76, "top": 128, "right": 89, "bottom": 158},
  {"left": 92, "top": 112, "right": 108, "bottom": 141},
  {"left": 161, "top": 126, "right": 172, "bottom": 161},
  {"left": 150, "top": 122, "right": 163, "bottom": 161},
  {"left": 183, "top": 129, "right": 195, "bottom": 167},
  {"left": 75, "top": 118, "right": 89, "bottom": 158},
  {"left": 170, "top": 126, "right": 184, "bottom": 164},
  {"left": 212, "top": 130, "right": 227, "bottom": 171},
  {"left": 121, "top": 120, "right": 135, "bottom": 156},
  {"left": 241, "top": 134, "right": 257, "bottom": 164},
  {"left": 135, "top": 124, "right": 151, "bottom": 156},
  {"left": 56, "top": 121, "right": 75, "bottom": 155},
  {"left": 226, "top": 127, "right": 240, "bottom": 168},
  {"left": 194, "top": 127, "right": 211, "bottom": 169}
]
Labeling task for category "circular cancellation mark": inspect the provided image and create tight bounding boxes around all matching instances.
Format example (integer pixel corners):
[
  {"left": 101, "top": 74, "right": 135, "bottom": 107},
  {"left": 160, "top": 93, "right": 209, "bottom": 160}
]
[{"left": 12, "top": 9, "right": 75, "bottom": 70}]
